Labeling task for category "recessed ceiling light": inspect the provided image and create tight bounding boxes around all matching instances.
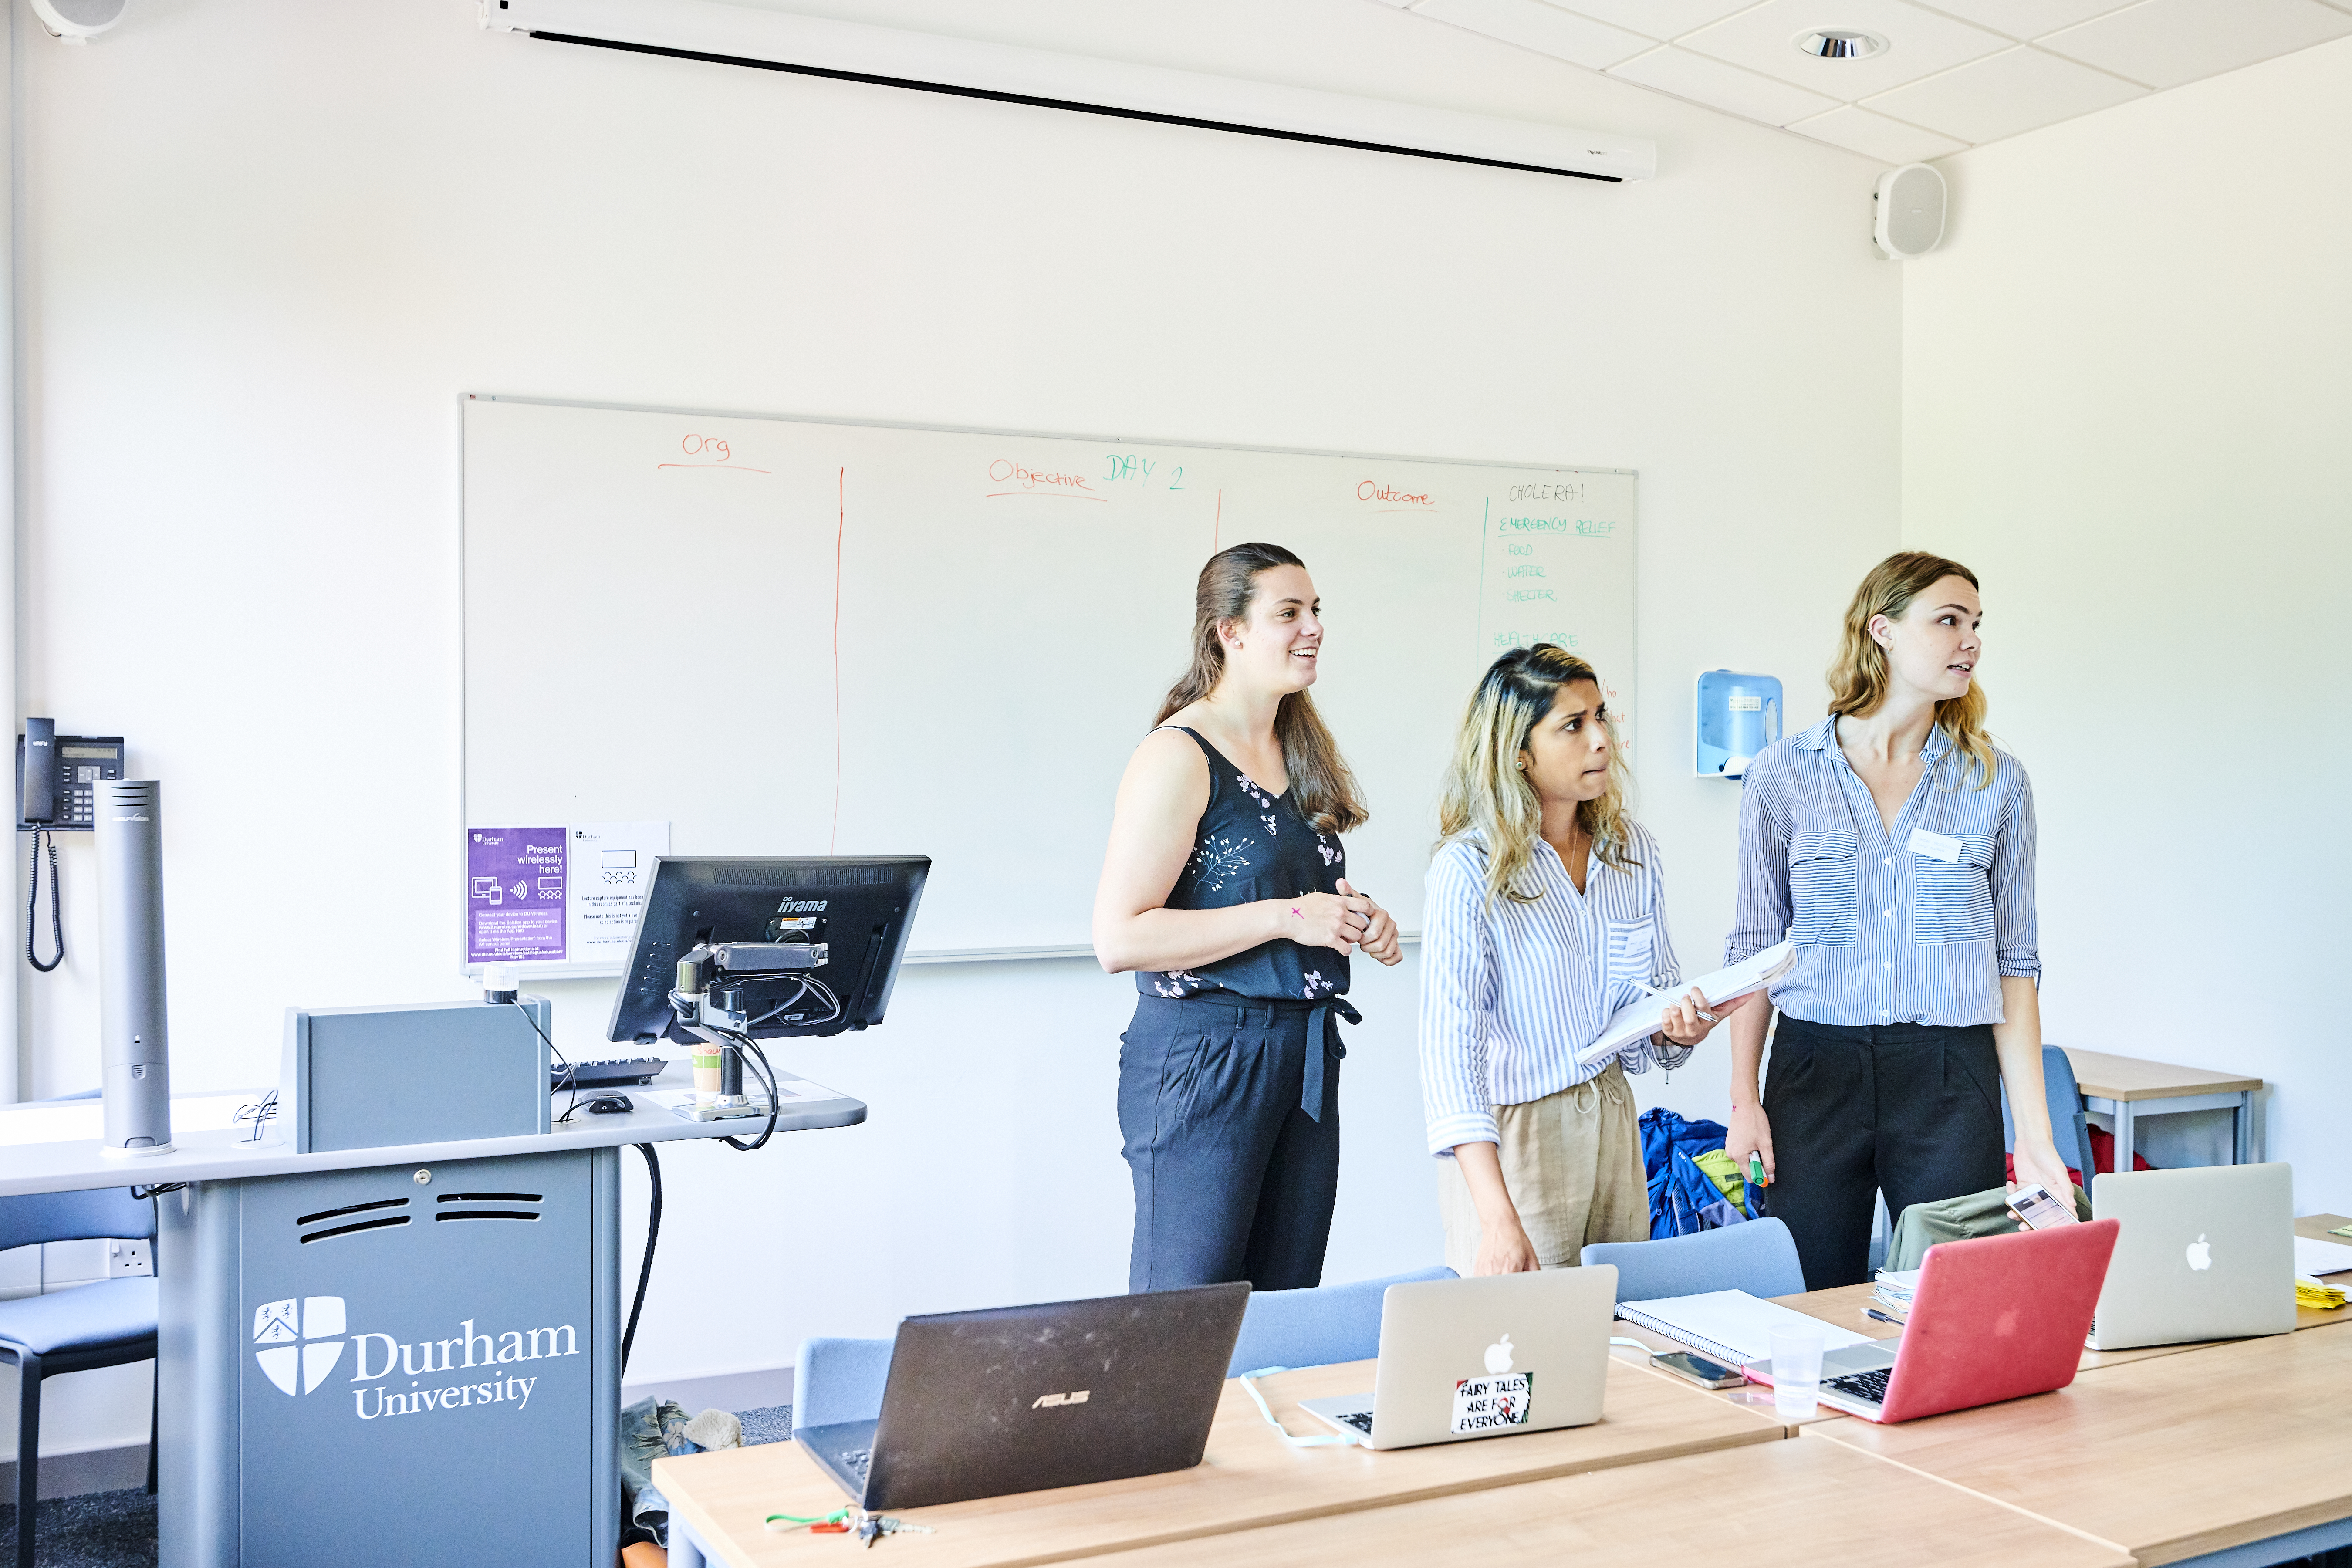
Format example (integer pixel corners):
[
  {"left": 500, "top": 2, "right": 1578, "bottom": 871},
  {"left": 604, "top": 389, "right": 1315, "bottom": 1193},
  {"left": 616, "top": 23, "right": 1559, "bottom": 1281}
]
[{"left": 1793, "top": 29, "right": 1889, "bottom": 60}]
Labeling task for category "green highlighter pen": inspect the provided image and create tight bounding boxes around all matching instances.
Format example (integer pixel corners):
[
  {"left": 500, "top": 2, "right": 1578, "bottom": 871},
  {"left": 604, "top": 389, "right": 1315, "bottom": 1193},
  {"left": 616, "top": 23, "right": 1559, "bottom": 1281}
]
[{"left": 1748, "top": 1152, "right": 1768, "bottom": 1190}]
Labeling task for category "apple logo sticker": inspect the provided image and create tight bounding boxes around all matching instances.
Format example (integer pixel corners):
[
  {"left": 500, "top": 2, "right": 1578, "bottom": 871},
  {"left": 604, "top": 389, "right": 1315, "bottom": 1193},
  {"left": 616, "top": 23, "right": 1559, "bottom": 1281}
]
[
  {"left": 1484, "top": 1333, "right": 1514, "bottom": 1375},
  {"left": 2186, "top": 1234, "right": 2212, "bottom": 1271}
]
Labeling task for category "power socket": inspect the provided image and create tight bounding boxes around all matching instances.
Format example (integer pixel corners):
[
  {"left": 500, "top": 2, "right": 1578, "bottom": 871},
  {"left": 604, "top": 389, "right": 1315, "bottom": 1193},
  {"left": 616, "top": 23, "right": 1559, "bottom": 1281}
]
[{"left": 107, "top": 1239, "right": 152, "bottom": 1277}]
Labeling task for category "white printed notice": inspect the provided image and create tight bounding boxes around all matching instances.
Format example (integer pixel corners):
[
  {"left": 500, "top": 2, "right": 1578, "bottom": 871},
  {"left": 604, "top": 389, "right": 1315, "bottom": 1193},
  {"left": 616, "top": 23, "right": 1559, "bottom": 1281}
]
[
  {"left": 463, "top": 821, "right": 669, "bottom": 978},
  {"left": 1450, "top": 1372, "right": 1534, "bottom": 1435}
]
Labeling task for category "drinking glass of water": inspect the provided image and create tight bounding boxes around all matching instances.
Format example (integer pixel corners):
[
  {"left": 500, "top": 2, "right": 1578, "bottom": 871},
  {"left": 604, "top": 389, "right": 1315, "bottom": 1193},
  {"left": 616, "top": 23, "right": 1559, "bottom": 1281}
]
[{"left": 1768, "top": 1327, "right": 1824, "bottom": 1420}]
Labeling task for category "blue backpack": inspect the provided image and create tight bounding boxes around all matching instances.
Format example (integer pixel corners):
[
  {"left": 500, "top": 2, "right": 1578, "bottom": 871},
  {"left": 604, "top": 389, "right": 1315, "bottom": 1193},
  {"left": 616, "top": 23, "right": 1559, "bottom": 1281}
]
[{"left": 1638, "top": 1107, "right": 1764, "bottom": 1239}]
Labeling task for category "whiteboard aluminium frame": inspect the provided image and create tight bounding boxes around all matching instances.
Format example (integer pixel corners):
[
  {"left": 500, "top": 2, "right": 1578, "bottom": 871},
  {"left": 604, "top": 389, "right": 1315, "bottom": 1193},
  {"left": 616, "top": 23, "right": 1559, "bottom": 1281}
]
[{"left": 457, "top": 392, "right": 1635, "bottom": 966}]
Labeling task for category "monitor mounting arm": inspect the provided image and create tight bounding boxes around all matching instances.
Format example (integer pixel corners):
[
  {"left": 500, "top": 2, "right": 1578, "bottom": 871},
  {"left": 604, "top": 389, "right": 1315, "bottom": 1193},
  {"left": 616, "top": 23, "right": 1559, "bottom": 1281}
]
[{"left": 666, "top": 941, "right": 830, "bottom": 1119}]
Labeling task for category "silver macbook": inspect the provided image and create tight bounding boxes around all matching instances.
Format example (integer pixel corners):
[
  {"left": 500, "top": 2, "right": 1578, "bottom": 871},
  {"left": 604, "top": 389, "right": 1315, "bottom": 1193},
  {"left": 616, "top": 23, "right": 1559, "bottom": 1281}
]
[
  {"left": 2088, "top": 1162, "right": 2296, "bottom": 1351},
  {"left": 1299, "top": 1267, "right": 1616, "bottom": 1451}
]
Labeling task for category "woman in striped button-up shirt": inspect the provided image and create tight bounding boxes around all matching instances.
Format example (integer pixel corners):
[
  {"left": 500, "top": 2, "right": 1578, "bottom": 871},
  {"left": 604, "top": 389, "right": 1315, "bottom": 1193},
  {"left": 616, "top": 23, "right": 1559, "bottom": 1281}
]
[
  {"left": 1723, "top": 551, "right": 2071, "bottom": 1289},
  {"left": 1420, "top": 645, "right": 1743, "bottom": 1276}
]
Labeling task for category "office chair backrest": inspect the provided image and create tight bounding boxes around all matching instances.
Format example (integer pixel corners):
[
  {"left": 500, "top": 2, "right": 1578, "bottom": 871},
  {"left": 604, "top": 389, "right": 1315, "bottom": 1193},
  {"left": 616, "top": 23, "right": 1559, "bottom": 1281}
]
[
  {"left": 1580, "top": 1217, "right": 1805, "bottom": 1301},
  {"left": 0, "top": 1186, "right": 157, "bottom": 1255},
  {"left": 1224, "top": 1266, "right": 1456, "bottom": 1377}
]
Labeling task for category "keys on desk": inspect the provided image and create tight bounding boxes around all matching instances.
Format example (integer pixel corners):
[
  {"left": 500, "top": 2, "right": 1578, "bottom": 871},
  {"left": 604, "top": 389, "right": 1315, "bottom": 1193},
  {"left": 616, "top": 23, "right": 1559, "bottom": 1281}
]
[{"left": 857, "top": 1514, "right": 934, "bottom": 1547}]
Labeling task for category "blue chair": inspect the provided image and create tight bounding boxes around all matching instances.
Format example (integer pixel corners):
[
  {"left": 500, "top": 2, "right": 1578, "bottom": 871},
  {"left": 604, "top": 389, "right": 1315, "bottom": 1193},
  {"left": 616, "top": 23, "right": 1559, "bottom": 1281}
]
[
  {"left": 1579, "top": 1217, "right": 1805, "bottom": 1301},
  {"left": 1225, "top": 1267, "right": 1456, "bottom": 1377},
  {"left": 0, "top": 1187, "right": 159, "bottom": 1568},
  {"left": 2002, "top": 1044, "right": 2096, "bottom": 1185},
  {"left": 790, "top": 1335, "right": 895, "bottom": 1436}
]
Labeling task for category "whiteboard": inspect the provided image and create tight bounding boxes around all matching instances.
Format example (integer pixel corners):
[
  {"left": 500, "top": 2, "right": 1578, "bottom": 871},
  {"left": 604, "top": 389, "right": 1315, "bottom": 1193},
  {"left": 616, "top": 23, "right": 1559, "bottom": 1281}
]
[{"left": 462, "top": 397, "right": 1634, "bottom": 959}]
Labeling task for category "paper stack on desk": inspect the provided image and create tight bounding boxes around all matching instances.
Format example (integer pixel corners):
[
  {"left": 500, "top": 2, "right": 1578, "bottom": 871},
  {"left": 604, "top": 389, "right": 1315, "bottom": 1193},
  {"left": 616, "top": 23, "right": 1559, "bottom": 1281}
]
[
  {"left": 2293, "top": 1236, "right": 2352, "bottom": 1278},
  {"left": 1576, "top": 941, "right": 1797, "bottom": 1068},
  {"left": 1871, "top": 1269, "right": 1922, "bottom": 1324}
]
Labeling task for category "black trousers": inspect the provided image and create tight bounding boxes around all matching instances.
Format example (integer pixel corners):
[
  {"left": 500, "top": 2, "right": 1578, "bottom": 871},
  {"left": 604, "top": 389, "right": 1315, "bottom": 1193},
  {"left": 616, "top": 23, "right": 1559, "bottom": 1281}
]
[
  {"left": 1118, "top": 994, "right": 1342, "bottom": 1294},
  {"left": 1762, "top": 1017, "right": 2006, "bottom": 1289}
]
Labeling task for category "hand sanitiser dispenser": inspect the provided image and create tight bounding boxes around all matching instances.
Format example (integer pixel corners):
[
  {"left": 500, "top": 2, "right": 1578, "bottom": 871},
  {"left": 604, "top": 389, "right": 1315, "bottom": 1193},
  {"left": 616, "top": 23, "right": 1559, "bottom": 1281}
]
[{"left": 1695, "top": 672, "right": 1782, "bottom": 781}]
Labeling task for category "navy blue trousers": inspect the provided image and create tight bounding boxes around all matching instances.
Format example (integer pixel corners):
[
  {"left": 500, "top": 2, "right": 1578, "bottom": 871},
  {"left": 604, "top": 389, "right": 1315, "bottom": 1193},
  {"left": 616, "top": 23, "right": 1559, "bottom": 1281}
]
[{"left": 1118, "top": 994, "right": 1342, "bottom": 1294}]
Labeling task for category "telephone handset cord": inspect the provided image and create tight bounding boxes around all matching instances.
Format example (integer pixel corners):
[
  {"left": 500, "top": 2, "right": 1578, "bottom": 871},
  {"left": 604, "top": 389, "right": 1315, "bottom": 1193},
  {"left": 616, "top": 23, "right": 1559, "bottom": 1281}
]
[{"left": 24, "top": 829, "right": 62, "bottom": 973}]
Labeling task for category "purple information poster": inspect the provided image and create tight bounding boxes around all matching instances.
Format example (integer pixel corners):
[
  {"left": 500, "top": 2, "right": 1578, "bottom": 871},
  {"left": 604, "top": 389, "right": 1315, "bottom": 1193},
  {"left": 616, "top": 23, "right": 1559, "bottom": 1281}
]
[{"left": 466, "top": 826, "right": 568, "bottom": 963}]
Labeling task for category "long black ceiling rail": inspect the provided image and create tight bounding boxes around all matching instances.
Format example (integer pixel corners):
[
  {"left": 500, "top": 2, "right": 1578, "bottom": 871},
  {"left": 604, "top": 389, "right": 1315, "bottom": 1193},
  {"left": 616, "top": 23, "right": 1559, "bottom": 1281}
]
[{"left": 528, "top": 30, "right": 1621, "bottom": 183}]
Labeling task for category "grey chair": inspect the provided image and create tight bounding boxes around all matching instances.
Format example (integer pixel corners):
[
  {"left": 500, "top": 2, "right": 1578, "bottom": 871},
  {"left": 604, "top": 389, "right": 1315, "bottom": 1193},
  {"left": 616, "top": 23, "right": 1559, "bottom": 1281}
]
[
  {"left": 2002, "top": 1044, "right": 2096, "bottom": 1183},
  {"left": 0, "top": 1186, "right": 159, "bottom": 1568}
]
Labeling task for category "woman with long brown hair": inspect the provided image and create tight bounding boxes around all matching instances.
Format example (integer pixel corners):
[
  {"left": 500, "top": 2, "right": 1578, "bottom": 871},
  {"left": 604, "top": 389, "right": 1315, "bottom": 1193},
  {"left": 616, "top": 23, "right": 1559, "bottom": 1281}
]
[
  {"left": 1093, "top": 542, "right": 1401, "bottom": 1293},
  {"left": 1723, "top": 551, "right": 2070, "bottom": 1288},
  {"left": 1422, "top": 645, "right": 1738, "bottom": 1275}
]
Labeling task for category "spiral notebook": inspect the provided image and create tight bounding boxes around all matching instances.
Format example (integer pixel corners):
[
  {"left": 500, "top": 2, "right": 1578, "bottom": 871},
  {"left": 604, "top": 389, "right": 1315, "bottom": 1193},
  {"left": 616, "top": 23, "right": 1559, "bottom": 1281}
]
[{"left": 1615, "top": 1289, "right": 1872, "bottom": 1367}]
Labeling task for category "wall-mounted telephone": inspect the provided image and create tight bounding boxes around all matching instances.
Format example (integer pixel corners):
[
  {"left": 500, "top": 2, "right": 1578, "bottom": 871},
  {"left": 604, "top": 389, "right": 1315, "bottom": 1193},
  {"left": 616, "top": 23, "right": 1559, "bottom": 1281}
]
[{"left": 16, "top": 719, "right": 127, "bottom": 973}]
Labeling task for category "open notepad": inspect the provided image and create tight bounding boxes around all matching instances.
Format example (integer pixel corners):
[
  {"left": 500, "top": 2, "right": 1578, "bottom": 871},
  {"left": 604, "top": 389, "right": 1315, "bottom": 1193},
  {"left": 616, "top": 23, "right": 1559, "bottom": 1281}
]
[
  {"left": 1616, "top": 1290, "right": 1874, "bottom": 1368},
  {"left": 1576, "top": 941, "right": 1798, "bottom": 1068}
]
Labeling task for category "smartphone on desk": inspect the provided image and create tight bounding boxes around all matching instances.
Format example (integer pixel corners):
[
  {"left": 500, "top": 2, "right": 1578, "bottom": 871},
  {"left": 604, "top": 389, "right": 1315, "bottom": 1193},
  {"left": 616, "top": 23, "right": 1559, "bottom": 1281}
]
[
  {"left": 2007, "top": 1182, "right": 2078, "bottom": 1230},
  {"left": 1652, "top": 1351, "right": 1746, "bottom": 1390}
]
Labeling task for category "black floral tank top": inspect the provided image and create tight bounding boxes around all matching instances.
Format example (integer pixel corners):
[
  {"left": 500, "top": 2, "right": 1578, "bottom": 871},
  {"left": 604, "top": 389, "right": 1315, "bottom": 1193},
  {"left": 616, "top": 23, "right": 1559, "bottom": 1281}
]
[{"left": 1137, "top": 727, "right": 1351, "bottom": 1004}]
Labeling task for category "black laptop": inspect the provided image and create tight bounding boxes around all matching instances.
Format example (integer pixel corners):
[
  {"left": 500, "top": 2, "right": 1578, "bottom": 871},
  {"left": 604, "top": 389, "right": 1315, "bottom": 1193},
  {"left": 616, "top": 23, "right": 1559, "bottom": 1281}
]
[{"left": 795, "top": 1282, "right": 1250, "bottom": 1511}]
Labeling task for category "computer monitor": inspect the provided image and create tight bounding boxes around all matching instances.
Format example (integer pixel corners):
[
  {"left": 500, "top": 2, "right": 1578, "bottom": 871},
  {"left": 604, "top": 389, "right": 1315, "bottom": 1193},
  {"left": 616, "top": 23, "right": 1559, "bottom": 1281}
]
[{"left": 605, "top": 856, "right": 929, "bottom": 1047}]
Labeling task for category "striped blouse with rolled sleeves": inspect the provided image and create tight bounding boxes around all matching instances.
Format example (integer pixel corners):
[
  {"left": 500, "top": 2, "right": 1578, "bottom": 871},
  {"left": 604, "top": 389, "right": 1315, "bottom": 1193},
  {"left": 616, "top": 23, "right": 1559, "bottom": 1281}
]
[
  {"left": 1419, "top": 823, "right": 1692, "bottom": 1159},
  {"left": 1725, "top": 717, "right": 2039, "bottom": 1026}
]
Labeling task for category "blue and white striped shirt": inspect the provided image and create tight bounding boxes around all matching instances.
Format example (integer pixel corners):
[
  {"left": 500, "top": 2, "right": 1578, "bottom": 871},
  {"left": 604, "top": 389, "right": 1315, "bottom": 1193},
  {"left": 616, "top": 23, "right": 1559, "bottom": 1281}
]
[
  {"left": 1726, "top": 717, "right": 2038, "bottom": 1027},
  {"left": 1421, "top": 824, "right": 1690, "bottom": 1158}
]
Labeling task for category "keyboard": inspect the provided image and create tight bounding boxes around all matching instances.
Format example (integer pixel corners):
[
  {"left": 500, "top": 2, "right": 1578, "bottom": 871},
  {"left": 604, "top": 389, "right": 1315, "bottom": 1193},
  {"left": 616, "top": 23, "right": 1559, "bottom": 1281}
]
[
  {"left": 836, "top": 1447, "right": 874, "bottom": 1482},
  {"left": 1334, "top": 1409, "right": 1373, "bottom": 1435},
  {"left": 1823, "top": 1367, "right": 1892, "bottom": 1405}
]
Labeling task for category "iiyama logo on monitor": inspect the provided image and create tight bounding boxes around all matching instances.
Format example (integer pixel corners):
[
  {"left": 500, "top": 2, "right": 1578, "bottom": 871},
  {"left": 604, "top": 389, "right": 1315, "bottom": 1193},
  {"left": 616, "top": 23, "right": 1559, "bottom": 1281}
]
[
  {"left": 251, "top": 1294, "right": 580, "bottom": 1420},
  {"left": 777, "top": 896, "right": 828, "bottom": 913},
  {"left": 1031, "top": 1390, "right": 1090, "bottom": 1408}
]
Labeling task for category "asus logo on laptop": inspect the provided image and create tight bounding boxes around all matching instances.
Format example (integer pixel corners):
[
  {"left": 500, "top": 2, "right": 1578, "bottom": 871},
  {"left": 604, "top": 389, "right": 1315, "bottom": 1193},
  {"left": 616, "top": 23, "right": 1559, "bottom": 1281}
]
[{"left": 1030, "top": 1390, "right": 1090, "bottom": 1408}]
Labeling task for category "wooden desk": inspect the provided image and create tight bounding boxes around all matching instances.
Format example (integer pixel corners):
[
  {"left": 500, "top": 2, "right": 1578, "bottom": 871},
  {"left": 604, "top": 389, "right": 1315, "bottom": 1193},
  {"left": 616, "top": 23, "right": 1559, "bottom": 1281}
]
[
  {"left": 1803, "top": 1317, "right": 2352, "bottom": 1566},
  {"left": 2061, "top": 1047, "right": 2264, "bottom": 1169},
  {"left": 1082, "top": 1435, "right": 2133, "bottom": 1568},
  {"left": 653, "top": 1355, "right": 1781, "bottom": 1568}
]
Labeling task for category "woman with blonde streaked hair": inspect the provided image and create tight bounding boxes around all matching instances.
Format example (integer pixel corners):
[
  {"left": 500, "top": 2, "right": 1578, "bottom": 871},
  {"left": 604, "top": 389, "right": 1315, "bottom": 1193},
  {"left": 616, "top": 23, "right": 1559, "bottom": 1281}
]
[
  {"left": 1722, "top": 551, "right": 2066, "bottom": 1290},
  {"left": 1420, "top": 644, "right": 1741, "bottom": 1276}
]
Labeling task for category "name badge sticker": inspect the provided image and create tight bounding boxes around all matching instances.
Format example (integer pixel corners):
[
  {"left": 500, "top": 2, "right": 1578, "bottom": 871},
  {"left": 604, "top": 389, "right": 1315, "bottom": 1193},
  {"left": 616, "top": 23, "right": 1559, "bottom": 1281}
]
[
  {"left": 1907, "top": 828, "right": 1962, "bottom": 864},
  {"left": 1450, "top": 1372, "right": 1534, "bottom": 1435}
]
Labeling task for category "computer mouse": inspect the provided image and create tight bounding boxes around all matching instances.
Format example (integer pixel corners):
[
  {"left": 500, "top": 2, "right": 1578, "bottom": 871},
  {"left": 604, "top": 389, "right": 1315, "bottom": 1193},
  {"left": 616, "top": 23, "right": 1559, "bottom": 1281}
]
[{"left": 586, "top": 1094, "right": 635, "bottom": 1115}]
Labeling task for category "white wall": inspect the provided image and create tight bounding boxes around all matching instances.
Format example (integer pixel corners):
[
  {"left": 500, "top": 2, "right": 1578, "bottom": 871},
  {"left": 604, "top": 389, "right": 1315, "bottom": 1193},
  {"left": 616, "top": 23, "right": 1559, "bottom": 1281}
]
[
  {"left": 8, "top": 0, "right": 1898, "bottom": 1450},
  {"left": 1903, "top": 37, "right": 2352, "bottom": 1215}
]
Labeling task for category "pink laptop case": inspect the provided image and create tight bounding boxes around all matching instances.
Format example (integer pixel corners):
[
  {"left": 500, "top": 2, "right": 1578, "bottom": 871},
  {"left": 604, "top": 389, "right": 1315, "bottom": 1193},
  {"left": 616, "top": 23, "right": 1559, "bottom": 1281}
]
[{"left": 1878, "top": 1217, "right": 2120, "bottom": 1423}]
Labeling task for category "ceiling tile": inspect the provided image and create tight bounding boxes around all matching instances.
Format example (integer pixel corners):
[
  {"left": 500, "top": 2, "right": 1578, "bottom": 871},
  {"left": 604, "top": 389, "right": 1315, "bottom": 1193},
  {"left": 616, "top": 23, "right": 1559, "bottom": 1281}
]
[
  {"left": 1901, "top": 0, "right": 2138, "bottom": 40},
  {"left": 1550, "top": 0, "right": 1770, "bottom": 39},
  {"left": 1411, "top": 0, "right": 1654, "bottom": 68},
  {"left": 1863, "top": 45, "right": 2145, "bottom": 142},
  {"left": 1786, "top": 103, "right": 1970, "bottom": 160},
  {"left": 1607, "top": 44, "right": 1843, "bottom": 125},
  {"left": 2039, "top": 0, "right": 2352, "bottom": 89},
  {"left": 1681, "top": 0, "right": 2011, "bottom": 95}
]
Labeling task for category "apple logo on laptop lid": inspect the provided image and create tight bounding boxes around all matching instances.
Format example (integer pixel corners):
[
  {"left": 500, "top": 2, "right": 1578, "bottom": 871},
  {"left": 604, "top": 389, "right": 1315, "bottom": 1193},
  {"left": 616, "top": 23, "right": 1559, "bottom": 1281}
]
[
  {"left": 1484, "top": 1334, "right": 1514, "bottom": 1375},
  {"left": 2186, "top": 1234, "right": 2212, "bottom": 1271}
]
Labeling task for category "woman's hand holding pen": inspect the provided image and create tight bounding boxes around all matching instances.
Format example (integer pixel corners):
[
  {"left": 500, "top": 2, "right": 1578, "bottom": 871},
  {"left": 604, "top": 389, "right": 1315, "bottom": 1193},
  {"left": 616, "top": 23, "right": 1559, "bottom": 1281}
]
[{"left": 1658, "top": 986, "right": 1750, "bottom": 1046}]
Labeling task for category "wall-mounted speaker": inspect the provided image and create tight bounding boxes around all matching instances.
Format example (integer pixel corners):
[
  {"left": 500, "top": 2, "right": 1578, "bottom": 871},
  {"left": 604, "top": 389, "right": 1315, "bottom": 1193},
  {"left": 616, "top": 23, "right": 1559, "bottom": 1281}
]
[
  {"left": 31, "top": 0, "right": 127, "bottom": 42},
  {"left": 1873, "top": 163, "right": 1947, "bottom": 260}
]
